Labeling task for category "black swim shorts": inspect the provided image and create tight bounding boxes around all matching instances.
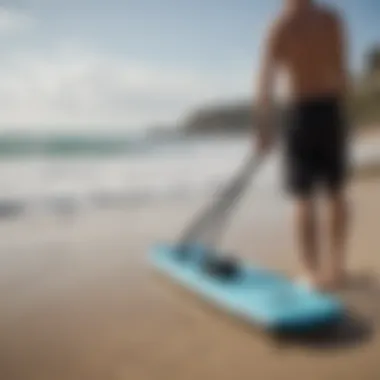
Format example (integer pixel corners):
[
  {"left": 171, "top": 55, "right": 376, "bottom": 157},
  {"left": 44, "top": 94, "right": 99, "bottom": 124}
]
[{"left": 283, "top": 96, "right": 350, "bottom": 197}]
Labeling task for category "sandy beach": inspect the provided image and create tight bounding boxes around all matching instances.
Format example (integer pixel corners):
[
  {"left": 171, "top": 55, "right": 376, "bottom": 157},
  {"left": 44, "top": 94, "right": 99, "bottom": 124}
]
[
  {"left": 0, "top": 0, "right": 378, "bottom": 376},
  {"left": 0, "top": 161, "right": 378, "bottom": 380}
]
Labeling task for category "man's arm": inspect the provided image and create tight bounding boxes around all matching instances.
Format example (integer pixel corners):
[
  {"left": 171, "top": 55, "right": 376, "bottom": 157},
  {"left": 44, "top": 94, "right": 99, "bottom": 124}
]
[
  {"left": 330, "top": 10, "right": 350, "bottom": 98},
  {"left": 255, "top": 20, "right": 283, "bottom": 151}
]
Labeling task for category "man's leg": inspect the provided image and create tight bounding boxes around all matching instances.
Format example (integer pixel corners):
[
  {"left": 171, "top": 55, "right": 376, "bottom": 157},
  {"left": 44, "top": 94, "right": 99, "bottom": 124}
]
[
  {"left": 323, "top": 116, "right": 350, "bottom": 288},
  {"left": 285, "top": 137, "right": 321, "bottom": 287},
  {"left": 294, "top": 194, "right": 320, "bottom": 286},
  {"left": 284, "top": 101, "right": 323, "bottom": 288},
  {"left": 325, "top": 188, "right": 349, "bottom": 287}
]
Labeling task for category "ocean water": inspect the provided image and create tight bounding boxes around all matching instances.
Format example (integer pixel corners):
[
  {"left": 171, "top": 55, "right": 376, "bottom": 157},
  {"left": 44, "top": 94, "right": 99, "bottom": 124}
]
[{"left": 0, "top": 134, "right": 379, "bottom": 220}]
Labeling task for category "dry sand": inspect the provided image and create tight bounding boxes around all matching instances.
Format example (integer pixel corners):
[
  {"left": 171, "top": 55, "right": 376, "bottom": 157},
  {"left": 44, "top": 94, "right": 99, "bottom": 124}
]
[{"left": 0, "top": 175, "right": 379, "bottom": 379}]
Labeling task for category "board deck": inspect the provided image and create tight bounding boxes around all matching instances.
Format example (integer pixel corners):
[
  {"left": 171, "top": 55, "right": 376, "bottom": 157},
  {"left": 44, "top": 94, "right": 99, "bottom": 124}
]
[{"left": 150, "top": 243, "right": 344, "bottom": 332}]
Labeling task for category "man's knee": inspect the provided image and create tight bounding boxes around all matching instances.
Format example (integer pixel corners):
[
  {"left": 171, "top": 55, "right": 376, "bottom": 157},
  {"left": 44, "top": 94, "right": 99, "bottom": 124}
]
[
  {"left": 327, "top": 189, "right": 349, "bottom": 220},
  {"left": 294, "top": 196, "right": 316, "bottom": 224}
]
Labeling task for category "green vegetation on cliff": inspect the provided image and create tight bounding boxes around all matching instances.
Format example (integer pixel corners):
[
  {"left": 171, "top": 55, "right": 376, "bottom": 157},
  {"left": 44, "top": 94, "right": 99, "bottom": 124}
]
[{"left": 349, "top": 45, "right": 380, "bottom": 125}]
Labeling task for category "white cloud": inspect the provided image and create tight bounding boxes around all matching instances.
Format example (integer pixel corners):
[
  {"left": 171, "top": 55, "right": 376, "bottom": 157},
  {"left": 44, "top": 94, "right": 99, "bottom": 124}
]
[
  {"left": 0, "top": 45, "right": 250, "bottom": 132},
  {"left": 0, "top": 7, "right": 34, "bottom": 34}
]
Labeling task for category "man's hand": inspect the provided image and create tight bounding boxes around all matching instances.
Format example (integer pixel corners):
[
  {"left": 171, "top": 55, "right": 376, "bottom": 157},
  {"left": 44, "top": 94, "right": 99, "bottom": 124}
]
[
  {"left": 255, "top": 126, "right": 275, "bottom": 155},
  {"left": 254, "top": 112, "right": 275, "bottom": 154}
]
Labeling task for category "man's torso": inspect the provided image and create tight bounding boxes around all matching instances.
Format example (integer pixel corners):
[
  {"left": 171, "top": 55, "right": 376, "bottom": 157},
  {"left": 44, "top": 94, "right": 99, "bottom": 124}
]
[{"left": 275, "top": 6, "right": 344, "bottom": 100}]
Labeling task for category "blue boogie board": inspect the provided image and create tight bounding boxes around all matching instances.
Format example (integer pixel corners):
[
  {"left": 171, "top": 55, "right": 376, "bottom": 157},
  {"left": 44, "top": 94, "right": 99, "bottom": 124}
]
[{"left": 150, "top": 243, "right": 344, "bottom": 333}]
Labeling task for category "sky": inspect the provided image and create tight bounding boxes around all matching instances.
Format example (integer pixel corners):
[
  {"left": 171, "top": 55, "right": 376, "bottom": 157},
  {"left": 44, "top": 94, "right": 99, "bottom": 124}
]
[{"left": 0, "top": 0, "right": 378, "bottom": 133}]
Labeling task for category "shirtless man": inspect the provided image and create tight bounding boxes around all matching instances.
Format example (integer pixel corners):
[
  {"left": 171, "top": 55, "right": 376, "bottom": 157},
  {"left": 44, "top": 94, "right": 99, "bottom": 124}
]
[{"left": 256, "top": 0, "right": 350, "bottom": 290}]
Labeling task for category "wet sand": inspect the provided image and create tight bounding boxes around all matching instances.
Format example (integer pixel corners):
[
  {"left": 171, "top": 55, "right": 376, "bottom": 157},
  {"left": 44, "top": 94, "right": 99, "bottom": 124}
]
[{"left": 0, "top": 175, "right": 379, "bottom": 379}]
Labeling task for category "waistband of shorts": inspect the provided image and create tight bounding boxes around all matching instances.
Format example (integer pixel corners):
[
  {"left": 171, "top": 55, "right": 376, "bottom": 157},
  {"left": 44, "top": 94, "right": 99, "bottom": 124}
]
[{"left": 289, "top": 94, "right": 342, "bottom": 110}]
